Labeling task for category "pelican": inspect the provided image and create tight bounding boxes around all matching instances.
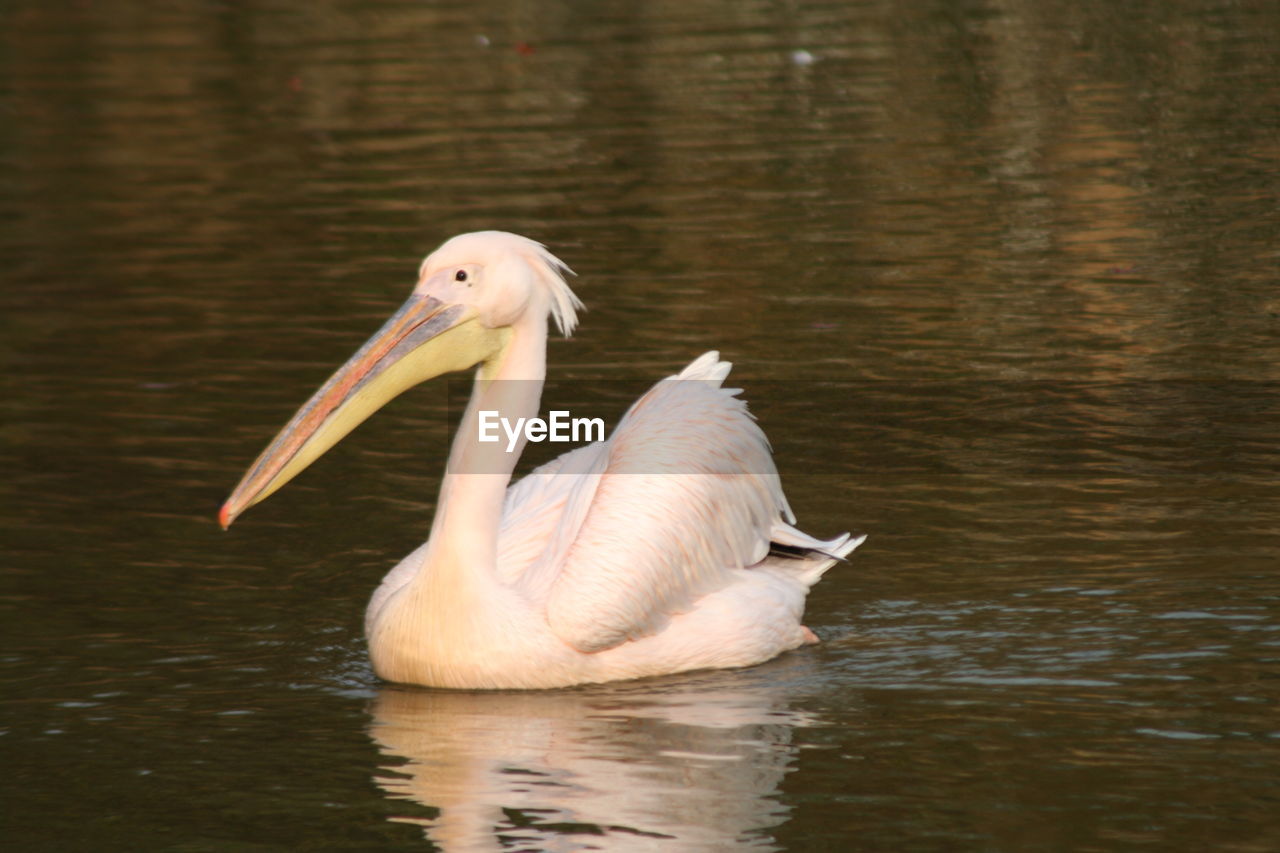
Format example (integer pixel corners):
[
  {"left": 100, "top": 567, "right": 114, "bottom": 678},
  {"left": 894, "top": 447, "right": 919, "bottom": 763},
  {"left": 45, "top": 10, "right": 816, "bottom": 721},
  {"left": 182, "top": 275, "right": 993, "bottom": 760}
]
[{"left": 220, "top": 231, "right": 864, "bottom": 689}]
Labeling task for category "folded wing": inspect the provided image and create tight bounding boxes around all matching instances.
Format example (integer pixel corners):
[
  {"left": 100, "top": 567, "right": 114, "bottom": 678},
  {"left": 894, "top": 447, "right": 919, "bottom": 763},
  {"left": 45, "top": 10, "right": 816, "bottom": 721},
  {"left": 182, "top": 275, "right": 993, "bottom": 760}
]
[{"left": 502, "top": 352, "right": 797, "bottom": 653}]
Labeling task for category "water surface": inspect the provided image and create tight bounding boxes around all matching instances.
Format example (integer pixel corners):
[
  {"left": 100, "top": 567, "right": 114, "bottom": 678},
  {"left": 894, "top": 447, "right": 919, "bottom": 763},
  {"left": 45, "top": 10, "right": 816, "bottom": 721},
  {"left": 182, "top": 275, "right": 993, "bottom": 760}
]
[{"left": 3, "top": 0, "right": 1279, "bottom": 850}]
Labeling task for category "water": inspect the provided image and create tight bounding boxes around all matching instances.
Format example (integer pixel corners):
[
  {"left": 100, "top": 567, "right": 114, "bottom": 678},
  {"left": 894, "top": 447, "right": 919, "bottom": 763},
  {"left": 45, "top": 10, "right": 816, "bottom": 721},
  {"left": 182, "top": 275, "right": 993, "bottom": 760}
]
[{"left": 3, "top": 0, "right": 1279, "bottom": 849}]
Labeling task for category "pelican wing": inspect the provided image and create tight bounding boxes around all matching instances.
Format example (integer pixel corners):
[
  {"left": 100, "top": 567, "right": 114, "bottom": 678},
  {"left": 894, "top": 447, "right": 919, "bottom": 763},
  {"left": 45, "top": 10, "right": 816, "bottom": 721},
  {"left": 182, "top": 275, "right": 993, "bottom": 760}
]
[
  {"left": 496, "top": 441, "right": 609, "bottom": 589},
  {"left": 522, "top": 352, "right": 794, "bottom": 654}
]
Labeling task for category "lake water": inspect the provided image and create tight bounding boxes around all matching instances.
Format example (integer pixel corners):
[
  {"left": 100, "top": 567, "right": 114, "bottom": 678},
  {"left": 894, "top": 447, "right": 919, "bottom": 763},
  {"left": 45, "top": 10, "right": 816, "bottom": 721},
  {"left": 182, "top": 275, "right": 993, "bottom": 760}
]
[{"left": 3, "top": 0, "right": 1278, "bottom": 850}]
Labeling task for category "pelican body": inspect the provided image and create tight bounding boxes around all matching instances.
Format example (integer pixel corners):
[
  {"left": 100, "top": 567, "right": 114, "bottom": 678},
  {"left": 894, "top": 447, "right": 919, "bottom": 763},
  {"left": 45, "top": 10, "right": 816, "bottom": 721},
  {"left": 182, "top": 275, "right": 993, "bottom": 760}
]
[{"left": 221, "top": 232, "right": 863, "bottom": 689}]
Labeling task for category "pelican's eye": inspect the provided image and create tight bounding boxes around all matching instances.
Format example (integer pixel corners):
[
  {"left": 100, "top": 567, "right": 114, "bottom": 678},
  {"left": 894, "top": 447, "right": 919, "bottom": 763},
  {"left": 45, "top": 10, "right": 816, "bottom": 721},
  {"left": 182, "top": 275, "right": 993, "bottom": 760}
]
[{"left": 455, "top": 269, "right": 469, "bottom": 283}]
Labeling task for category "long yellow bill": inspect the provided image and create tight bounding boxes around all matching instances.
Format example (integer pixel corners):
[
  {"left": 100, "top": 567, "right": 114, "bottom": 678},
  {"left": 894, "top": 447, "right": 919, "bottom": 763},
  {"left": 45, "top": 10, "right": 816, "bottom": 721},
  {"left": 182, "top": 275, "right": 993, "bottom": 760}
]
[{"left": 219, "top": 293, "right": 507, "bottom": 529}]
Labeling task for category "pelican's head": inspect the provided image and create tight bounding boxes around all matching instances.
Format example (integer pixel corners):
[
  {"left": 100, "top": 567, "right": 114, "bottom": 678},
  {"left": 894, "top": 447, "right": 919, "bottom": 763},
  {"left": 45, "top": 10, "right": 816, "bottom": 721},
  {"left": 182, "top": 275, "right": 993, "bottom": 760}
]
[
  {"left": 218, "top": 231, "right": 580, "bottom": 529},
  {"left": 416, "top": 231, "right": 580, "bottom": 336}
]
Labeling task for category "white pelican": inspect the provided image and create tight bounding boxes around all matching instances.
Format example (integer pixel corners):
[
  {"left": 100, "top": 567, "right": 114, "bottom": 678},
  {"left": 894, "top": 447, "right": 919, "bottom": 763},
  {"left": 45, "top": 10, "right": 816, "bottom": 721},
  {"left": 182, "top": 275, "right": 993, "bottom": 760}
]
[{"left": 220, "top": 231, "right": 863, "bottom": 689}]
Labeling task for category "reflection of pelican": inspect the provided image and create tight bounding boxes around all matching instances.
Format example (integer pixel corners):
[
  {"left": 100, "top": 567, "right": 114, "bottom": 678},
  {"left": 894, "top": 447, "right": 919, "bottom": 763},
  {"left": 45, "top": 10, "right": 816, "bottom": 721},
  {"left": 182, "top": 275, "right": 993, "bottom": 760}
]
[
  {"left": 221, "top": 232, "right": 863, "bottom": 688},
  {"left": 369, "top": 665, "right": 820, "bottom": 850}
]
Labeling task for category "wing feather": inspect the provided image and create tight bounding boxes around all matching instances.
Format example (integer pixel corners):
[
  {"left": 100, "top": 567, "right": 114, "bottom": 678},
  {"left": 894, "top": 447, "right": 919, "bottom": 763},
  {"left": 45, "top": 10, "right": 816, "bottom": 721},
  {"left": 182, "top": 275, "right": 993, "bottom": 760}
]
[
  {"left": 496, "top": 441, "right": 608, "bottom": 590},
  {"left": 541, "top": 352, "right": 792, "bottom": 653}
]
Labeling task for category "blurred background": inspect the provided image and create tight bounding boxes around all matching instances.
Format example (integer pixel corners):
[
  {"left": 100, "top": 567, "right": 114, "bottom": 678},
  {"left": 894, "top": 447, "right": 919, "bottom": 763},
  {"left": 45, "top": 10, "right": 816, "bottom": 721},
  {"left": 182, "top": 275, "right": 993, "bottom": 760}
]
[{"left": 3, "top": 0, "right": 1278, "bottom": 850}]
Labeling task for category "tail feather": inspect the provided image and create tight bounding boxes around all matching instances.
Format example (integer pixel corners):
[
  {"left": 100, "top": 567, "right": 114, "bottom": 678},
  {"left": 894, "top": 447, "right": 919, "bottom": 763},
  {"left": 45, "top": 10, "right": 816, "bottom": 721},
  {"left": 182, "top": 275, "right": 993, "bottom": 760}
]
[{"left": 763, "top": 527, "right": 866, "bottom": 585}]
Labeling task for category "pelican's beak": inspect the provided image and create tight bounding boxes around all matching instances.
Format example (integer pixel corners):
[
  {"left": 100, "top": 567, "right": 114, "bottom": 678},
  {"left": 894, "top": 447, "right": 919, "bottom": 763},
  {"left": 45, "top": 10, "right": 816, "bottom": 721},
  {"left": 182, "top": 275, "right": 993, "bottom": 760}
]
[{"left": 219, "top": 293, "right": 508, "bottom": 529}]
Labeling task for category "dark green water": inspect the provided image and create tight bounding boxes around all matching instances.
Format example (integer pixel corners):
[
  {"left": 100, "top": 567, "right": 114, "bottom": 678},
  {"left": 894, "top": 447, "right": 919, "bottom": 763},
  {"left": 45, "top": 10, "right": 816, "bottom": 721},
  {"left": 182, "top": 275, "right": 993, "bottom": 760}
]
[{"left": 3, "top": 1, "right": 1278, "bottom": 850}]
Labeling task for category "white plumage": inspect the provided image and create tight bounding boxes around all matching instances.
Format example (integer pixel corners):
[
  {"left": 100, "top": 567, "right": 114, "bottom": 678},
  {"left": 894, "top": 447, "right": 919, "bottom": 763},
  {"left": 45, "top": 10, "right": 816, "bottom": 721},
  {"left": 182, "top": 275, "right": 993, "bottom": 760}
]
[{"left": 222, "top": 232, "right": 864, "bottom": 689}]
